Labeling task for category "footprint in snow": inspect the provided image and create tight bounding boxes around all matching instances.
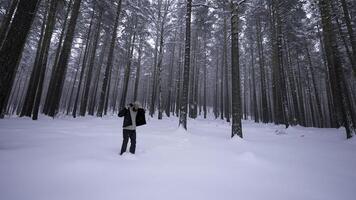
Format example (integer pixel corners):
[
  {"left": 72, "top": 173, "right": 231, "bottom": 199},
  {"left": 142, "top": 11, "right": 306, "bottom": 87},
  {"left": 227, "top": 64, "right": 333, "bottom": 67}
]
[{"left": 120, "top": 153, "right": 138, "bottom": 160}]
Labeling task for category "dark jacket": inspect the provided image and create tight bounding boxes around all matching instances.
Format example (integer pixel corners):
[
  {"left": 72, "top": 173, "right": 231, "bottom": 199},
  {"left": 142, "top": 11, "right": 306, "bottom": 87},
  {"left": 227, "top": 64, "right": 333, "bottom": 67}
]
[{"left": 118, "top": 107, "right": 146, "bottom": 128}]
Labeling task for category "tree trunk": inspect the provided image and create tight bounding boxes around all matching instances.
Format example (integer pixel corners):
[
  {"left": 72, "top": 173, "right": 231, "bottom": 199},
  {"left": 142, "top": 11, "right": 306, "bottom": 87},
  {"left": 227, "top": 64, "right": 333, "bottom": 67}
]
[
  {"left": 134, "top": 37, "right": 143, "bottom": 102},
  {"left": 149, "top": 0, "right": 163, "bottom": 117},
  {"left": 179, "top": 0, "right": 192, "bottom": 130},
  {"left": 166, "top": 31, "right": 177, "bottom": 117},
  {"left": 66, "top": 57, "right": 81, "bottom": 115},
  {"left": 156, "top": 5, "right": 168, "bottom": 120},
  {"left": 220, "top": 46, "right": 224, "bottom": 120},
  {"left": 256, "top": 16, "right": 268, "bottom": 123},
  {"left": 21, "top": 3, "right": 48, "bottom": 117},
  {"left": 319, "top": 0, "right": 355, "bottom": 138},
  {"left": 0, "top": 0, "right": 40, "bottom": 117},
  {"left": 340, "top": 0, "right": 356, "bottom": 75},
  {"left": 43, "top": 0, "right": 73, "bottom": 115},
  {"left": 331, "top": 2, "right": 355, "bottom": 73},
  {"left": 79, "top": 10, "right": 102, "bottom": 116},
  {"left": 47, "top": 0, "right": 82, "bottom": 117},
  {"left": 250, "top": 37, "right": 259, "bottom": 123},
  {"left": 32, "top": 0, "right": 60, "bottom": 120},
  {"left": 305, "top": 43, "right": 323, "bottom": 127},
  {"left": 175, "top": 24, "right": 184, "bottom": 117},
  {"left": 89, "top": 36, "right": 109, "bottom": 115},
  {"left": 230, "top": 1, "right": 242, "bottom": 138},
  {"left": 223, "top": 17, "right": 230, "bottom": 122},
  {"left": 203, "top": 31, "right": 207, "bottom": 119},
  {"left": 119, "top": 24, "right": 137, "bottom": 110},
  {"left": 0, "top": 0, "right": 19, "bottom": 48},
  {"left": 97, "top": 0, "right": 123, "bottom": 117},
  {"left": 214, "top": 49, "right": 219, "bottom": 119}
]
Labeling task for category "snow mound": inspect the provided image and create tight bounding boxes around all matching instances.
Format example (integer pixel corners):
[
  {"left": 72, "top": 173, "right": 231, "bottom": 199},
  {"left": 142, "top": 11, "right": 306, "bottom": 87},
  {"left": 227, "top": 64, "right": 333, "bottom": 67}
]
[{"left": 275, "top": 128, "right": 287, "bottom": 135}]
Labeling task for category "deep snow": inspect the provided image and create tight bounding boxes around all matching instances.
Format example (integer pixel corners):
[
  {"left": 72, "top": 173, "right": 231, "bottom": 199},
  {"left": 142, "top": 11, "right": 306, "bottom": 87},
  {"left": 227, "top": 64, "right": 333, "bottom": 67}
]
[{"left": 0, "top": 115, "right": 355, "bottom": 200}]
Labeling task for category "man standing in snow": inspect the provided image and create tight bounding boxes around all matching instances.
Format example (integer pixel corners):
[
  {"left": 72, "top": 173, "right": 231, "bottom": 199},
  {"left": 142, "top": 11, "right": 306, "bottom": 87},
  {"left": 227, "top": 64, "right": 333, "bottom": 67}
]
[{"left": 118, "top": 102, "right": 146, "bottom": 155}]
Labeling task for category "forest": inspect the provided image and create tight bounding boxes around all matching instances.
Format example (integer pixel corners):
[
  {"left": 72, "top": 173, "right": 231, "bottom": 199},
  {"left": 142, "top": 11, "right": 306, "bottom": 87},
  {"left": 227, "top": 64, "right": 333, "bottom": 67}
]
[
  {"left": 1, "top": 1, "right": 356, "bottom": 199},
  {"left": 0, "top": 0, "right": 356, "bottom": 138}
]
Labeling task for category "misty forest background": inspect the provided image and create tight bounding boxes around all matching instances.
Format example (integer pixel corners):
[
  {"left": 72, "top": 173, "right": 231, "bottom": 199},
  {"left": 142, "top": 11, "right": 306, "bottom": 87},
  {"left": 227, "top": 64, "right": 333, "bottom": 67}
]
[{"left": 0, "top": 0, "right": 355, "bottom": 139}]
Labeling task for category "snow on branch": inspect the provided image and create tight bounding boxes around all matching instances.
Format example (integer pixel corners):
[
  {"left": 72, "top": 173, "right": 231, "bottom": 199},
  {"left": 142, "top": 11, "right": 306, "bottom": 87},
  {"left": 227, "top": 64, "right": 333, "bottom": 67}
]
[
  {"left": 191, "top": 3, "right": 218, "bottom": 9},
  {"left": 234, "top": 0, "right": 248, "bottom": 6}
]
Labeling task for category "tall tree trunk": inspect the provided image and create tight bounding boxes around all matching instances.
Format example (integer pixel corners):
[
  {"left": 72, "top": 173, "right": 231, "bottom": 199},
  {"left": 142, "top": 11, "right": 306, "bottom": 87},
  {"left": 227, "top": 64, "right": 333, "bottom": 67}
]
[
  {"left": 305, "top": 43, "right": 323, "bottom": 127},
  {"left": 193, "top": 38, "right": 199, "bottom": 119},
  {"left": 119, "top": 25, "right": 137, "bottom": 110},
  {"left": 89, "top": 36, "right": 109, "bottom": 115},
  {"left": 79, "top": 10, "right": 103, "bottom": 116},
  {"left": 319, "top": 0, "right": 355, "bottom": 138},
  {"left": 179, "top": 0, "right": 192, "bottom": 130},
  {"left": 0, "top": 0, "right": 40, "bottom": 117},
  {"left": 271, "top": 0, "right": 289, "bottom": 127},
  {"left": 66, "top": 56, "right": 81, "bottom": 115},
  {"left": 156, "top": 6, "right": 168, "bottom": 119},
  {"left": 250, "top": 37, "right": 259, "bottom": 123},
  {"left": 97, "top": 0, "right": 123, "bottom": 117},
  {"left": 317, "top": 22, "right": 337, "bottom": 127},
  {"left": 296, "top": 58, "right": 306, "bottom": 126},
  {"left": 220, "top": 46, "right": 224, "bottom": 120},
  {"left": 203, "top": 33, "right": 207, "bottom": 119},
  {"left": 189, "top": 32, "right": 197, "bottom": 119},
  {"left": 32, "top": 0, "right": 60, "bottom": 120},
  {"left": 166, "top": 31, "right": 177, "bottom": 117},
  {"left": 72, "top": 13, "right": 95, "bottom": 118},
  {"left": 331, "top": 2, "right": 355, "bottom": 73},
  {"left": 43, "top": 0, "right": 72, "bottom": 114},
  {"left": 223, "top": 17, "right": 230, "bottom": 122},
  {"left": 214, "top": 49, "right": 219, "bottom": 119},
  {"left": 230, "top": 1, "right": 243, "bottom": 138},
  {"left": 149, "top": 0, "right": 163, "bottom": 117},
  {"left": 21, "top": 3, "right": 48, "bottom": 117},
  {"left": 243, "top": 59, "right": 248, "bottom": 120},
  {"left": 256, "top": 16, "right": 268, "bottom": 123},
  {"left": 175, "top": 25, "right": 184, "bottom": 117},
  {"left": 47, "top": 0, "right": 82, "bottom": 117},
  {"left": 0, "top": 0, "right": 19, "bottom": 48},
  {"left": 340, "top": 0, "right": 356, "bottom": 75},
  {"left": 134, "top": 37, "right": 143, "bottom": 102}
]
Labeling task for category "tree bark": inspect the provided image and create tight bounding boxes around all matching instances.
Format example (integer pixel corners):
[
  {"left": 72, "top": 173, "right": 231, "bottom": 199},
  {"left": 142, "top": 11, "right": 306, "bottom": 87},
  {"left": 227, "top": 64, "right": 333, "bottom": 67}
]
[
  {"left": 319, "top": 0, "right": 355, "bottom": 138},
  {"left": 223, "top": 17, "right": 230, "bottom": 122},
  {"left": 20, "top": 3, "right": 48, "bottom": 117},
  {"left": 0, "top": 0, "right": 19, "bottom": 48},
  {"left": 340, "top": 0, "right": 356, "bottom": 75},
  {"left": 149, "top": 0, "right": 163, "bottom": 117},
  {"left": 230, "top": 1, "right": 243, "bottom": 138},
  {"left": 32, "top": 0, "right": 60, "bottom": 120},
  {"left": 43, "top": 0, "right": 73, "bottom": 115},
  {"left": 119, "top": 26, "right": 137, "bottom": 110},
  {"left": 47, "top": 0, "right": 82, "bottom": 117},
  {"left": 256, "top": 16, "right": 268, "bottom": 123},
  {"left": 179, "top": 0, "right": 192, "bottom": 130},
  {"left": 79, "top": 10, "right": 103, "bottom": 116},
  {"left": 97, "top": 0, "right": 123, "bottom": 117},
  {"left": 0, "top": 0, "right": 40, "bottom": 117},
  {"left": 134, "top": 37, "right": 143, "bottom": 102}
]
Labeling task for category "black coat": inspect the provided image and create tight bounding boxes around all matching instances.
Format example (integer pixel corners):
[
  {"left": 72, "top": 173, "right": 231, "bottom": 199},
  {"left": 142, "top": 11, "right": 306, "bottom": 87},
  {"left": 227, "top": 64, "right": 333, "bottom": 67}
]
[{"left": 118, "top": 107, "right": 146, "bottom": 128}]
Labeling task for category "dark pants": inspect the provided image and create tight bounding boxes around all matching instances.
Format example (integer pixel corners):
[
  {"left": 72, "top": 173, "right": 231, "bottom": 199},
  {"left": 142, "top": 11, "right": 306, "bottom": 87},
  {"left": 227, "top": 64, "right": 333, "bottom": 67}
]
[{"left": 120, "top": 129, "right": 136, "bottom": 155}]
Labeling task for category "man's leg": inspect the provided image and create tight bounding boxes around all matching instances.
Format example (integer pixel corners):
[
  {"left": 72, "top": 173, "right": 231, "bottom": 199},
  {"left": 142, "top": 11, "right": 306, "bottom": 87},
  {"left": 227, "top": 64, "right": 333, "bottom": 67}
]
[
  {"left": 120, "top": 130, "right": 129, "bottom": 155},
  {"left": 129, "top": 130, "right": 136, "bottom": 154}
]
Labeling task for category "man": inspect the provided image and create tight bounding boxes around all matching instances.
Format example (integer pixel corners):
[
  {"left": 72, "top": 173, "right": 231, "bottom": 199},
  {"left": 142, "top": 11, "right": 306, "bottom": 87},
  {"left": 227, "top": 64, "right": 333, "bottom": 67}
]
[{"left": 118, "top": 102, "right": 146, "bottom": 155}]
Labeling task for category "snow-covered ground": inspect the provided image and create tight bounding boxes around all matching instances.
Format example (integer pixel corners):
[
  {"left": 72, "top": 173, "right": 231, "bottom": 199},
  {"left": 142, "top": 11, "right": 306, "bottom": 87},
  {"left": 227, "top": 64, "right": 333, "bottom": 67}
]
[{"left": 1, "top": 115, "right": 356, "bottom": 200}]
